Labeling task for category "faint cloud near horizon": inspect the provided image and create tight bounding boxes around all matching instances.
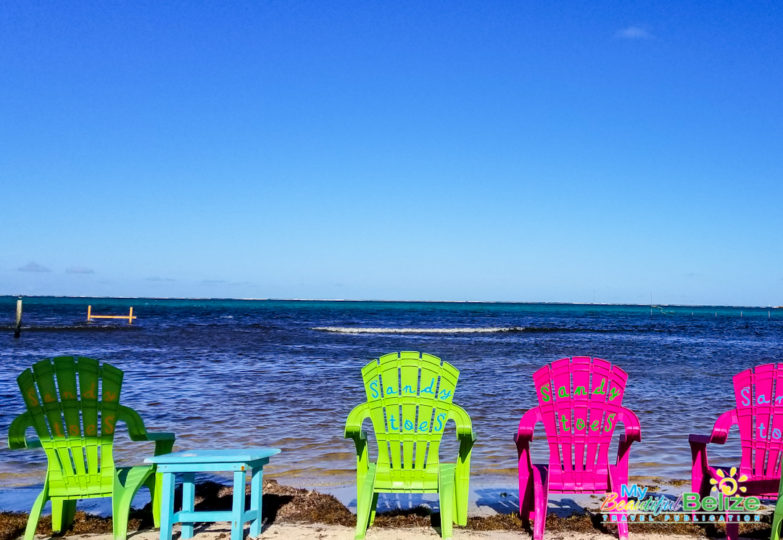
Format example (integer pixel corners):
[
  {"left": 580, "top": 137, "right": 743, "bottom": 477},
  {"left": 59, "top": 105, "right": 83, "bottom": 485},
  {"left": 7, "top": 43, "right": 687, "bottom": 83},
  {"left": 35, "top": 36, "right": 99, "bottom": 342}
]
[
  {"left": 66, "top": 266, "right": 95, "bottom": 274},
  {"left": 18, "top": 262, "right": 51, "bottom": 272},
  {"left": 146, "top": 276, "right": 176, "bottom": 282},
  {"left": 616, "top": 26, "right": 653, "bottom": 40}
]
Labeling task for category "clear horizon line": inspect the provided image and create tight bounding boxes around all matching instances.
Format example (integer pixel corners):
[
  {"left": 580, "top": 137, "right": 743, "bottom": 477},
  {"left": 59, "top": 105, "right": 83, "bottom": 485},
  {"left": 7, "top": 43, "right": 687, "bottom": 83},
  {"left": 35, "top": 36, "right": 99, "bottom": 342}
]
[{"left": 0, "top": 293, "right": 780, "bottom": 310}]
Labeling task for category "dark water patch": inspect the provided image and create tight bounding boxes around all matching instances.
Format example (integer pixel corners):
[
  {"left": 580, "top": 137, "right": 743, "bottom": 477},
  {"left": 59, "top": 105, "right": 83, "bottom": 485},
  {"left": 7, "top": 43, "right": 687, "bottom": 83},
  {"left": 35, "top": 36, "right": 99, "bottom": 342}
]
[{"left": 0, "top": 325, "right": 140, "bottom": 332}]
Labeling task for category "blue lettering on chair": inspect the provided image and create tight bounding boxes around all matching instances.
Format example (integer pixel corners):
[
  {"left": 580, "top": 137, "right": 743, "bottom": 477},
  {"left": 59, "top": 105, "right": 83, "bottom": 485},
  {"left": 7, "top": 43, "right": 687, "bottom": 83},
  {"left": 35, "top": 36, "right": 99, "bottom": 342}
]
[
  {"left": 421, "top": 379, "right": 436, "bottom": 395},
  {"left": 402, "top": 385, "right": 414, "bottom": 394},
  {"left": 386, "top": 386, "right": 397, "bottom": 395},
  {"left": 369, "top": 380, "right": 379, "bottom": 399},
  {"left": 435, "top": 413, "right": 447, "bottom": 431},
  {"left": 740, "top": 386, "right": 751, "bottom": 406},
  {"left": 438, "top": 389, "right": 452, "bottom": 400},
  {"left": 389, "top": 415, "right": 399, "bottom": 430},
  {"left": 418, "top": 421, "right": 428, "bottom": 431},
  {"left": 404, "top": 419, "right": 414, "bottom": 431}
]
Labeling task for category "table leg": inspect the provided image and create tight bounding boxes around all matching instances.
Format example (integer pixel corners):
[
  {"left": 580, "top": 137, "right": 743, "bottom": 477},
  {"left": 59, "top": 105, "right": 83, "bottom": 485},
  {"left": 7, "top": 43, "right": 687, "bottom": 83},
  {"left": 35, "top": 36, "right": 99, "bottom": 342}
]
[
  {"left": 231, "top": 470, "right": 246, "bottom": 540},
  {"left": 159, "top": 472, "right": 176, "bottom": 540},
  {"left": 181, "top": 472, "right": 196, "bottom": 539},
  {"left": 249, "top": 467, "right": 263, "bottom": 536}
]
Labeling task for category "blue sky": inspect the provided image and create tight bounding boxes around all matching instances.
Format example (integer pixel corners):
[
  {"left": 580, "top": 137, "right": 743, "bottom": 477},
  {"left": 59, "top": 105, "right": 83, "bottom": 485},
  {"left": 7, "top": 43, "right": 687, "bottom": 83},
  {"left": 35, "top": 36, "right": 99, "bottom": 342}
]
[{"left": 1, "top": 2, "right": 781, "bottom": 305}]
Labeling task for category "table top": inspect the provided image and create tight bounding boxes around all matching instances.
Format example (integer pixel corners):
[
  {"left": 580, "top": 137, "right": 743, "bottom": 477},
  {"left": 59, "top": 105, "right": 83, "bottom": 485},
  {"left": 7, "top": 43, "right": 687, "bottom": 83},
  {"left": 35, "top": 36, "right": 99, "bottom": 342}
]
[{"left": 145, "top": 448, "right": 281, "bottom": 464}]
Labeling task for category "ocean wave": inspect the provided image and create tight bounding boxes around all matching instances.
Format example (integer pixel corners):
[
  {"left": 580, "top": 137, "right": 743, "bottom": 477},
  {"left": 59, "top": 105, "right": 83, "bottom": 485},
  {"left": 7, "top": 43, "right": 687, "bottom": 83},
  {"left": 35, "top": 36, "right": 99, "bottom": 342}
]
[
  {"left": 312, "top": 326, "right": 526, "bottom": 334},
  {"left": 312, "top": 326, "right": 616, "bottom": 335}
]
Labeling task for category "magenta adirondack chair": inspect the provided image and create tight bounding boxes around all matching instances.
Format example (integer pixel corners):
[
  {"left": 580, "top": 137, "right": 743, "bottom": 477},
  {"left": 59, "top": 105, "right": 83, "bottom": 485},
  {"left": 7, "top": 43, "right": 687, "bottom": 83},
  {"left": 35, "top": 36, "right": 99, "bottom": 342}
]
[
  {"left": 516, "top": 357, "right": 642, "bottom": 540},
  {"left": 690, "top": 362, "right": 783, "bottom": 540}
]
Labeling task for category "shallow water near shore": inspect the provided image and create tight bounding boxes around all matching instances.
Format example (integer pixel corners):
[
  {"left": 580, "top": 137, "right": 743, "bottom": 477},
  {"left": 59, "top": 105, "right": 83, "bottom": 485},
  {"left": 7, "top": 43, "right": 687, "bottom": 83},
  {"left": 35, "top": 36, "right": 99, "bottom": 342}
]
[{"left": 1, "top": 297, "right": 782, "bottom": 512}]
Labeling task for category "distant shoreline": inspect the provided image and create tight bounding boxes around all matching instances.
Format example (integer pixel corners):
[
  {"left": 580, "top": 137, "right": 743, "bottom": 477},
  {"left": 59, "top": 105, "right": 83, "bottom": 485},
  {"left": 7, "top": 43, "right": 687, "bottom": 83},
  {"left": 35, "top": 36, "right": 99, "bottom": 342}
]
[{"left": 0, "top": 294, "right": 780, "bottom": 309}]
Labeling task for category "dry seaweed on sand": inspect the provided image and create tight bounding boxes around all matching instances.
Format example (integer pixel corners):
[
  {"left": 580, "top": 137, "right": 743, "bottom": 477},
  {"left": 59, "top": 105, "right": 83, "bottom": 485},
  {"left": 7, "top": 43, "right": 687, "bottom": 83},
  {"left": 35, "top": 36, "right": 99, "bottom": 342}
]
[{"left": 0, "top": 510, "right": 147, "bottom": 540}]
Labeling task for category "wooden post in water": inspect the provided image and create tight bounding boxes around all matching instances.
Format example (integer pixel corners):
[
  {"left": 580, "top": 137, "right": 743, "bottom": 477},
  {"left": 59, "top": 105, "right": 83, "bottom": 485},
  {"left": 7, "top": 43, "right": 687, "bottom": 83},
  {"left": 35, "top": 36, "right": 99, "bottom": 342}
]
[
  {"left": 14, "top": 297, "right": 22, "bottom": 338},
  {"left": 87, "top": 305, "right": 92, "bottom": 321},
  {"left": 128, "top": 306, "right": 134, "bottom": 325}
]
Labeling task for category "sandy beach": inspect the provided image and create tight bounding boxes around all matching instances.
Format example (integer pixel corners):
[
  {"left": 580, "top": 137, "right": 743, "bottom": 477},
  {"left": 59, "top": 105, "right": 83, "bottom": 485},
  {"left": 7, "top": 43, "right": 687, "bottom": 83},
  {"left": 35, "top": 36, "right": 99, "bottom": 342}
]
[
  {"left": 0, "top": 518, "right": 759, "bottom": 540},
  {"left": 0, "top": 478, "right": 773, "bottom": 540},
  {"left": 34, "top": 523, "right": 717, "bottom": 540},
  {"left": 0, "top": 520, "right": 765, "bottom": 540}
]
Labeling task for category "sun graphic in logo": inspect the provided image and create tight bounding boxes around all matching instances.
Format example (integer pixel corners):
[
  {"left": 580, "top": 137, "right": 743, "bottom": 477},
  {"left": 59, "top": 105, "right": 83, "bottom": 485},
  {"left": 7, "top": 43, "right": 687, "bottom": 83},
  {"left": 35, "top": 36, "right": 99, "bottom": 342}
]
[{"left": 710, "top": 467, "right": 748, "bottom": 496}]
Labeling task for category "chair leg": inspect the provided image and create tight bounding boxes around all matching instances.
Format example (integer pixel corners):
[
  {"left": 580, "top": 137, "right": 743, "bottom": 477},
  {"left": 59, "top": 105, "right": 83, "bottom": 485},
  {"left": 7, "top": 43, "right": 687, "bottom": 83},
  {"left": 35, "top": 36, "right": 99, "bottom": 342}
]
[
  {"left": 354, "top": 465, "right": 376, "bottom": 540},
  {"left": 608, "top": 465, "right": 629, "bottom": 540},
  {"left": 367, "top": 493, "right": 379, "bottom": 527},
  {"left": 531, "top": 465, "right": 549, "bottom": 540},
  {"left": 454, "top": 464, "right": 469, "bottom": 527},
  {"left": 438, "top": 464, "right": 455, "bottom": 539},
  {"left": 615, "top": 505, "right": 629, "bottom": 539},
  {"left": 772, "top": 505, "right": 783, "bottom": 540},
  {"left": 24, "top": 486, "right": 49, "bottom": 540},
  {"left": 144, "top": 470, "right": 162, "bottom": 528},
  {"left": 518, "top": 464, "right": 534, "bottom": 527},
  {"left": 113, "top": 466, "right": 155, "bottom": 540},
  {"left": 725, "top": 522, "right": 739, "bottom": 540},
  {"left": 52, "top": 499, "right": 77, "bottom": 532}
]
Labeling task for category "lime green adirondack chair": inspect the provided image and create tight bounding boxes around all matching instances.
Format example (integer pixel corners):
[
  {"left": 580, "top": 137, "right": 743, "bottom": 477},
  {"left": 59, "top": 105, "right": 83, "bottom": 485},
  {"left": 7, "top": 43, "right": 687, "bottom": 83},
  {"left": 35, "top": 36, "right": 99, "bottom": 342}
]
[
  {"left": 773, "top": 473, "right": 783, "bottom": 540},
  {"left": 7, "top": 356, "right": 175, "bottom": 540},
  {"left": 345, "top": 352, "right": 476, "bottom": 539}
]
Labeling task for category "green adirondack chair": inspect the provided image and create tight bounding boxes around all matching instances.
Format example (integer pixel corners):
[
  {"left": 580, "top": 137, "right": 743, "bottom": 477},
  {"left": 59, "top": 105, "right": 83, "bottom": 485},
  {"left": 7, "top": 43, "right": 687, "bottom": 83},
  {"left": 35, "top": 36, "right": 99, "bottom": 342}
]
[
  {"left": 345, "top": 351, "right": 476, "bottom": 539},
  {"left": 773, "top": 473, "right": 783, "bottom": 540},
  {"left": 7, "top": 356, "right": 175, "bottom": 540}
]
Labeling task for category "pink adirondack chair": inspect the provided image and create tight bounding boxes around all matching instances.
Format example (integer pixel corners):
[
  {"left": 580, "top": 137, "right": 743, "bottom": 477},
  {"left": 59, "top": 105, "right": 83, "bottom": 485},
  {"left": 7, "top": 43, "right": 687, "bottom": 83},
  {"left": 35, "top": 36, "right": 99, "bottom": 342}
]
[
  {"left": 690, "top": 362, "right": 783, "bottom": 540},
  {"left": 516, "top": 357, "right": 642, "bottom": 540}
]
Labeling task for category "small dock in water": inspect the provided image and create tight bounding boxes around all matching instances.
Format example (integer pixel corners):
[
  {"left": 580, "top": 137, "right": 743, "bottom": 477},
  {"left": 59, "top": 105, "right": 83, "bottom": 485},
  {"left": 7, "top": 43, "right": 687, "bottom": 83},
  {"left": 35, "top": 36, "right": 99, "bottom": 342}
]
[{"left": 87, "top": 305, "right": 136, "bottom": 324}]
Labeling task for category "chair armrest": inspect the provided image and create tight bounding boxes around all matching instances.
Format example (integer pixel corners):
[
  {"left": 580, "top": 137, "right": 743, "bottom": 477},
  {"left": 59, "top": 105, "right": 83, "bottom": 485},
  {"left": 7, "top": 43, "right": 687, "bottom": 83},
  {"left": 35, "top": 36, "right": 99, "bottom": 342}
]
[
  {"left": 688, "top": 434, "right": 712, "bottom": 446},
  {"left": 448, "top": 404, "right": 475, "bottom": 497},
  {"left": 344, "top": 403, "right": 370, "bottom": 441},
  {"left": 616, "top": 407, "right": 641, "bottom": 468},
  {"left": 708, "top": 409, "right": 737, "bottom": 445},
  {"left": 689, "top": 409, "right": 737, "bottom": 447},
  {"left": 147, "top": 432, "right": 176, "bottom": 455},
  {"left": 117, "top": 405, "right": 150, "bottom": 440},
  {"left": 449, "top": 404, "right": 476, "bottom": 444},
  {"left": 7, "top": 412, "right": 37, "bottom": 450},
  {"left": 117, "top": 406, "right": 175, "bottom": 455},
  {"left": 515, "top": 407, "right": 542, "bottom": 443},
  {"left": 345, "top": 403, "right": 370, "bottom": 476},
  {"left": 618, "top": 406, "right": 642, "bottom": 444},
  {"left": 145, "top": 432, "right": 176, "bottom": 442},
  {"left": 688, "top": 409, "right": 736, "bottom": 495}
]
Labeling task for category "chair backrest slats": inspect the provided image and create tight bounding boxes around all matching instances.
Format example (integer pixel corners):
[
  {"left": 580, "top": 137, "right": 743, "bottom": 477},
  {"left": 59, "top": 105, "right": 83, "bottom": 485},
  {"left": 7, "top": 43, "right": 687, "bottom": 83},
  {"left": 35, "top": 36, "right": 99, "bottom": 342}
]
[
  {"left": 16, "top": 356, "right": 124, "bottom": 493},
  {"left": 733, "top": 363, "right": 783, "bottom": 478},
  {"left": 533, "top": 356, "right": 628, "bottom": 489},
  {"left": 361, "top": 351, "right": 459, "bottom": 476}
]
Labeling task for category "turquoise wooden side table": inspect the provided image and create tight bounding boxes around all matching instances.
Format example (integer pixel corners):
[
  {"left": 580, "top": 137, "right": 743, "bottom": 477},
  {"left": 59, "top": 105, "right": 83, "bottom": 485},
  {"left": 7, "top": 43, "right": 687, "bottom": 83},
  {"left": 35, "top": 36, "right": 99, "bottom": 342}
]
[{"left": 146, "top": 448, "right": 281, "bottom": 540}]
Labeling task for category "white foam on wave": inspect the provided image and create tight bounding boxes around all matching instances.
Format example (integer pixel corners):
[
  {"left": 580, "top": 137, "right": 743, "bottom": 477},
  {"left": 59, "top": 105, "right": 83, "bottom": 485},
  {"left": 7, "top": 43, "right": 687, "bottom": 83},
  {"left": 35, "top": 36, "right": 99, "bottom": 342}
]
[{"left": 312, "top": 326, "right": 524, "bottom": 334}]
